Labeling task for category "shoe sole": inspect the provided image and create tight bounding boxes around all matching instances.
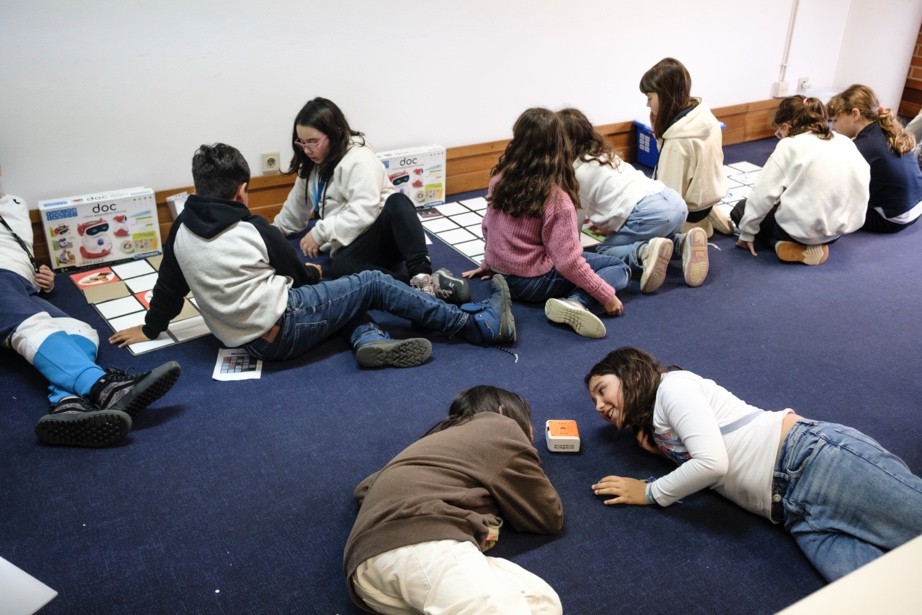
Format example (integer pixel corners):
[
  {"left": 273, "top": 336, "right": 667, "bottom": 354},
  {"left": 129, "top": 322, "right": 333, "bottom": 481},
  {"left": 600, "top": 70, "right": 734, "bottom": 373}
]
[
  {"left": 545, "top": 298, "right": 606, "bottom": 338},
  {"left": 433, "top": 268, "right": 471, "bottom": 305},
  {"left": 355, "top": 338, "right": 432, "bottom": 368},
  {"left": 490, "top": 274, "right": 516, "bottom": 343},
  {"left": 35, "top": 409, "right": 131, "bottom": 447},
  {"left": 683, "top": 227, "right": 709, "bottom": 287},
  {"left": 640, "top": 238, "right": 673, "bottom": 294},
  {"left": 111, "top": 361, "right": 182, "bottom": 417},
  {"left": 775, "top": 241, "right": 829, "bottom": 265}
]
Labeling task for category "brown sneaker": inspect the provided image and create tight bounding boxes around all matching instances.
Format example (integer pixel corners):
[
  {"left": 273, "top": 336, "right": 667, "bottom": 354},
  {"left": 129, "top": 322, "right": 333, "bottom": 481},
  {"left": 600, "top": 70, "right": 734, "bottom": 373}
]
[{"left": 774, "top": 241, "right": 829, "bottom": 265}]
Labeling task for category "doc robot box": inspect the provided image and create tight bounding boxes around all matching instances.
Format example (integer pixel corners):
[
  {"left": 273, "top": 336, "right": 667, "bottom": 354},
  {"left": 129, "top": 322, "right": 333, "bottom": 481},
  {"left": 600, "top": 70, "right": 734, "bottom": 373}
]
[
  {"left": 39, "top": 186, "right": 161, "bottom": 271},
  {"left": 377, "top": 145, "right": 446, "bottom": 209}
]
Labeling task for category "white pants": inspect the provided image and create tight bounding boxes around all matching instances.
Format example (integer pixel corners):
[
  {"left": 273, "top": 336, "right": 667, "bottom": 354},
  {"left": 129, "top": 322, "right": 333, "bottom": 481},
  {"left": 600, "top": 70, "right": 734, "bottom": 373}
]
[{"left": 351, "top": 539, "right": 562, "bottom": 615}]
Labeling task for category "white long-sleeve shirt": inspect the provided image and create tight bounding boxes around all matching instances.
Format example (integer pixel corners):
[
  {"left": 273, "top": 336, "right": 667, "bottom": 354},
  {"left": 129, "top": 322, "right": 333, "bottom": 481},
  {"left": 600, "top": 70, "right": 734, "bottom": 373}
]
[
  {"left": 737, "top": 132, "right": 870, "bottom": 244},
  {"left": 649, "top": 371, "right": 791, "bottom": 520},
  {"left": 574, "top": 157, "right": 666, "bottom": 232}
]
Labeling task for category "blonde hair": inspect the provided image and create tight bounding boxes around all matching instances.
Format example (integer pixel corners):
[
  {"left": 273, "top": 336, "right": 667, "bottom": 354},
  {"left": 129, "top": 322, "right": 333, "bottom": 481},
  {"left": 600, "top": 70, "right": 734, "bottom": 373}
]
[{"left": 827, "top": 84, "right": 916, "bottom": 155}]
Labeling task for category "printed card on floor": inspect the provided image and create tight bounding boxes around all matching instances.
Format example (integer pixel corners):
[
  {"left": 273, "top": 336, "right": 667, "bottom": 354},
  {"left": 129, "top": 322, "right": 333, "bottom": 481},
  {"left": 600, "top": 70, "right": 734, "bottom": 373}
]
[{"left": 213, "top": 348, "right": 263, "bottom": 381}]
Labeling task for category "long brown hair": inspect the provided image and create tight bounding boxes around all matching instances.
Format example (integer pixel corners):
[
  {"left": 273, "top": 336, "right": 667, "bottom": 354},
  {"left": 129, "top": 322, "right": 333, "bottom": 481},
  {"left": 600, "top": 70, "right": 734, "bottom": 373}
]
[
  {"left": 585, "top": 347, "right": 678, "bottom": 446},
  {"left": 639, "top": 57, "right": 695, "bottom": 139},
  {"left": 489, "top": 107, "right": 580, "bottom": 218},
  {"left": 773, "top": 96, "right": 832, "bottom": 141},
  {"left": 827, "top": 84, "right": 916, "bottom": 154},
  {"left": 557, "top": 107, "right": 622, "bottom": 170},
  {"left": 285, "top": 97, "right": 366, "bottom": 182}
]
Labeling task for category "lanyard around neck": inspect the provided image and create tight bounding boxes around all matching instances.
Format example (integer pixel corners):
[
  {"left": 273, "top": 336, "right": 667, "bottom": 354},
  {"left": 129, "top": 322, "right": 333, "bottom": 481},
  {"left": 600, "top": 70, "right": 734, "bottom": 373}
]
[{"left": 0, "top": 213, "right": 39, "bottom": 272}]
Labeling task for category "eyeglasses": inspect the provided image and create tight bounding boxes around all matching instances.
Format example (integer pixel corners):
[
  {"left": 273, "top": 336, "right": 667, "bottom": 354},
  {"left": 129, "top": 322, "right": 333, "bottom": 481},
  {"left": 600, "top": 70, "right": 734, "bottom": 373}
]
[{"left": 294, "top": 136, "right": 327, "bottom": 152}]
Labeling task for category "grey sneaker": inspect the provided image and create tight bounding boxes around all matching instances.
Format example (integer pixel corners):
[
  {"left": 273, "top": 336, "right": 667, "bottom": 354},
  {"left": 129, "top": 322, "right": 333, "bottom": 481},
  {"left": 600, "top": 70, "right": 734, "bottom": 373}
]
[
  {"left": 639, "top": 237, "right": 673, "bottom": 294},
  {"left": 89, "top": 361, "right": 181, "bottom": 417},
  {"left": 544, "top": 297, "right": 606, "bottom": 338},
  {"left": 355, "top": 338, "right": 432, "bottom": 368},
  {"left": 432, "top": 268, "right": 471, "bottom": 304},
  {"left": 35, "top": 396, "right": 131, "bottom": 447}
]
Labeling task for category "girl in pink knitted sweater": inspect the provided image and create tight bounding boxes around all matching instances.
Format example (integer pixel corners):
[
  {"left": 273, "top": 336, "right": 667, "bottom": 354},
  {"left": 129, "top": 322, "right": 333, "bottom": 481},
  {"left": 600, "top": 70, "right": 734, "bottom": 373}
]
[{"left": 463, "top": 107, "right": 630, "bottom": 338}]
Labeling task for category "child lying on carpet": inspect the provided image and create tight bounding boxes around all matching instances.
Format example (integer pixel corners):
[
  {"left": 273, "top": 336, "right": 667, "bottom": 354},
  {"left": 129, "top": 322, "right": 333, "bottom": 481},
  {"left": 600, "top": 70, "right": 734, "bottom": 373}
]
[
  {"left": 0, "top": 190, "right": 180, "bottom": 447},
  {"left": 344, "top": 385, "right": 564, "bottom": 613},
  {"left": 585, "top": 346, "right": 922, "bottom": 582}
]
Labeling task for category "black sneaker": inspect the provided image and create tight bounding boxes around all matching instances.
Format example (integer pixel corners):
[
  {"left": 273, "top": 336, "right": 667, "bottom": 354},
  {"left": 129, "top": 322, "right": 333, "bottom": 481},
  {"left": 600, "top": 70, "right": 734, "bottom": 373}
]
[
  {"left": 355, "top": 338, "right": 432, "bottom": 368},
  {"left": 89, "top": 361, "right": 181, "bottom": 417},
  {"left": 35, "top": 397, "right": 131, "bottom": 447}
]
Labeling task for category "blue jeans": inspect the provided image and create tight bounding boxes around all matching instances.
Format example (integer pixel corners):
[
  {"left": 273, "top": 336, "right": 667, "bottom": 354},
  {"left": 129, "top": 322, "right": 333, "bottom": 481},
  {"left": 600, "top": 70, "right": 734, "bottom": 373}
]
[
  {"left": 245, "top": 270, "right": 469, "bottom": 361},
  {"left": 503, "top": 252, "right": 629, "bottom": 309},
  {"left": 773, "top": 419, "right": 922, "bottom": 581},
  {"left": 594, "top": 188, "right": 686, "bottom": 269}
]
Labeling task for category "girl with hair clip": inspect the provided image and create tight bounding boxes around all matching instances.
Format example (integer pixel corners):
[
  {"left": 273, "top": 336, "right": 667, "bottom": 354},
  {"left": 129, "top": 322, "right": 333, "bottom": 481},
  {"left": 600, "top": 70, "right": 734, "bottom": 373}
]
[
  {"left": 827, "top": 84, "right": 922, "bottom": 233},
  {"left": 732, "top": 96, "right": 869, "bottom": 265},
  {"left": 557, "top": 107, "right": 709, "bottom": 293},
  {"left": 344, "top": 385, "right": 564, "bottom": 614},
  {"left": 463, "top": 107, "right": 630, "bottom": 339},
  {"left": 586, "top": 346, "right": 922, "bottom": 583},
  {"left": 273, "top": 97, "right": 469, "bottom": 303},
  {"left": 639, "top": 57, "right": 731, "bottom": 238}
]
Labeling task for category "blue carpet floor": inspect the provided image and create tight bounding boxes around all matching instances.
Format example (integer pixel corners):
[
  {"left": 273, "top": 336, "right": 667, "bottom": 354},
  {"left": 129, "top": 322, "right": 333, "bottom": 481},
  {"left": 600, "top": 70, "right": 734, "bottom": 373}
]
[{"left": 2, "top": 139, "right": 920, "bottom": 614}]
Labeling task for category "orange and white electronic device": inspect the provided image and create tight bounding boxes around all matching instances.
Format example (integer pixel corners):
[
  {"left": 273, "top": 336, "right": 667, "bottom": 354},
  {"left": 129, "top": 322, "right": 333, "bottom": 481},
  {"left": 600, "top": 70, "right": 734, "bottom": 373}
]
[{"left": 545, "top": 420, "right": 580, "bottom": 453}]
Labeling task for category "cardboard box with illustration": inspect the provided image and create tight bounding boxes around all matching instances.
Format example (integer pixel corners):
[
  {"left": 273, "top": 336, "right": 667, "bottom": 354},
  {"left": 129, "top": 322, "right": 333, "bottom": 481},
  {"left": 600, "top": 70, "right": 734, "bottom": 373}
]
[
  {"left": 39, "top": 186, "right": 161, "bottom": 271},
  {"left": 377, "top": 145, "right": 445, "bottom": 209}
]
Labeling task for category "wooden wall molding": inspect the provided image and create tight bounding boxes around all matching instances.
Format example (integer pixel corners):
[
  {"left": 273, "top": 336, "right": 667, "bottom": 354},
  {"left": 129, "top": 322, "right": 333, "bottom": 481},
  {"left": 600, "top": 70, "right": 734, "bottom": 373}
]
[{"left": 27, "top": 98, "right": 780, "bottom": 267}]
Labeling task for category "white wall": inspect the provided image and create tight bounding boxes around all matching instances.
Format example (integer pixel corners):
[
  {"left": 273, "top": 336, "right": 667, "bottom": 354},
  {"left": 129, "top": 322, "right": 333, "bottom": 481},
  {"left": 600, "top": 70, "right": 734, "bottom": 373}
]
[{"left": 0, "top": 0, "right": 919, "bottom": 204}]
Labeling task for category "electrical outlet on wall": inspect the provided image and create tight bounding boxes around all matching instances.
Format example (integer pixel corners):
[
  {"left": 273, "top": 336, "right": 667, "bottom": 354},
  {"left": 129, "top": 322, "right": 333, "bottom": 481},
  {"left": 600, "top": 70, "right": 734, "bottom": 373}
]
[
  {"left": 797, "top": 77, "right": 811, "bottom": 95},
  {"left": 261, "top": 152, "right": 280, "bottom": 175}
]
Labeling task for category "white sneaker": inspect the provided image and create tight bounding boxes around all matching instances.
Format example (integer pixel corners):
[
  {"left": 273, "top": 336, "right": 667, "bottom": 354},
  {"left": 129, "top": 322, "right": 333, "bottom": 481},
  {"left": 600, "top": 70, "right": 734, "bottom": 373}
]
[
  {"left": 681, "top": 227, "right": 709, "bottom": 287},
  {"left": 544, "top": 298, "right": 606, "bottom": 338},
  {"left": 639, "top": 237, "right": 673, "bottom": 294}
]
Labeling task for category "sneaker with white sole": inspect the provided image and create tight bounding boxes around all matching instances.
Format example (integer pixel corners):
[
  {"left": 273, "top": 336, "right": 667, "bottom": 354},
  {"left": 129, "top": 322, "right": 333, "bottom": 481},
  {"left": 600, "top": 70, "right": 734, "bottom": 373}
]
[
  {"left": 639, "top": 237, "right": 673, "bottom": 294},
  {"left": 775, "top": 241, "right": 829, "bottom": 265},
  {"left": 89, "top": 361, "right": 181, "bottom": 418},
  {"left": 35, "top": 396, "right": 131, "bottom": 448},
  {"left": 355, "top": 338, "right": 432, "bottom": 368},
  {"left": 544, "top": 297, "right": 606, "bottom": 338},
  {"left": 681, "top": 227, "right": 709, "bottom": 287}
]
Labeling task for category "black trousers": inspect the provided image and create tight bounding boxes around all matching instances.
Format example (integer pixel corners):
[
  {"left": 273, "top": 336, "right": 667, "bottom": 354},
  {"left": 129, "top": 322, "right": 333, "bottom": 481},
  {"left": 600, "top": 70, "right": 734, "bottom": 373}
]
[{"left": 329, "top": 192, "right": 432, "bottom": 281}]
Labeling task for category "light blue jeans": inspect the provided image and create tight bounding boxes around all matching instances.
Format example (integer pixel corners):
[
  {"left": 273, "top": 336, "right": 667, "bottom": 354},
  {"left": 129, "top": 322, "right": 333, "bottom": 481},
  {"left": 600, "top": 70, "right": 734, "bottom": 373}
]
[
  {"left": 503, "top": 252, "right": 630, "bottom": 310},
  {"left": 593, "top": 188, "right": 686, "bottom": 269},
  {"left": 245, "top": 270, "right": 469, "bottom": 361},
  {"left": 773, "top": 419, "right": 922, "bottom": 582}
]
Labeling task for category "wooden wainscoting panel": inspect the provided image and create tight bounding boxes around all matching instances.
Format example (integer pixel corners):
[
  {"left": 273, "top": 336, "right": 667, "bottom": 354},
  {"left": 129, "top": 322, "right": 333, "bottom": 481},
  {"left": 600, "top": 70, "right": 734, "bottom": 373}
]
[{"left": 25, "top": 100, "right": 780, "bottom": 267}]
